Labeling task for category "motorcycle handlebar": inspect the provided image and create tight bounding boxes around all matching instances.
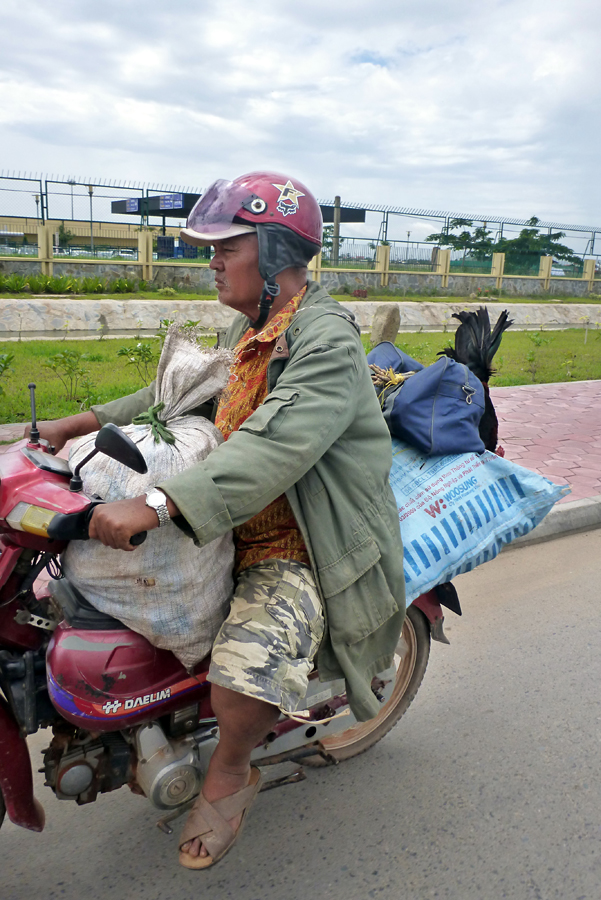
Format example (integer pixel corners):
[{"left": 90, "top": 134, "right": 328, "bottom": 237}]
[{"left": 47, "top": 502, "right": 147, "bottom": 546}]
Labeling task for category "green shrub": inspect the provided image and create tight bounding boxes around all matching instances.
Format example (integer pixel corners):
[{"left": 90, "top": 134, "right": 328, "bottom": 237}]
[
  {"left": 5, "top": 274, "right": 27, "bottom": 293},
  {"left": 42, "top": 349, "right": 91, "bottom": 401},
  {"left": 46, "top": 275, "right": 81, "bottom": 294},
  {"left": 0, "top": 352, "right": 15, "bottom": 397},
  {"left": 117, "top": 342, "right": 159, "bottom": 384},
  {"left": 77, "top": 374, "right": 104, "bottom": 411},
  {"left": 109, "top": 277, "right": 138, "bottom": 294},
  {"left": 26, "top": 274, "right": 52, "bottom": 293},
  {"left": 157, "top": 286, "right": 177, "bottom": 297},
  {"left": 81, "top": 275, "right": 108, "bottom": 294}
]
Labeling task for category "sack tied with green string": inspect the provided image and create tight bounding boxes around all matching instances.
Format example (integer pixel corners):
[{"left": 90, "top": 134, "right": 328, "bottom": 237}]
[{"left": 63, "top": 326, "right": 236, "bottom": 668}]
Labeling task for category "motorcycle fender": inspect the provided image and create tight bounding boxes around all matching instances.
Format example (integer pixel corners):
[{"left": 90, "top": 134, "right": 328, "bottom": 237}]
[
  {"left": 412, "top": 590, "right": 450, "bottom": 645},
  {"left": 0, "top": 697, "right": 45, "bottom": 832}
]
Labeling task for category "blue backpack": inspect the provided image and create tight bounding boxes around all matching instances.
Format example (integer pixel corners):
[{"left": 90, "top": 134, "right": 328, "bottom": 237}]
[{"left": 367, "top": 342, "right": 485, "bottom": 456}]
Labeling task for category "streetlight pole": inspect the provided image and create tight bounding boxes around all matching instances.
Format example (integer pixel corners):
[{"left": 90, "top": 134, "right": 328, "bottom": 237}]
[
  {"left": 88, "top": 185, "right": 94, "bottom": 255},
  {"left": 332, "top": 195, "right": 341, "bottom": 266},
  {"left": 34, "top": 195, "right": 40, "bottom": 221},
  {"left": 68, "top": 180, "right": 76, "bottom": 219}
]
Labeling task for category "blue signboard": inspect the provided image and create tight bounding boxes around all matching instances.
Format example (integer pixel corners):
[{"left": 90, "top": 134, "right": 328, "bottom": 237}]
[
  {"left": 126, "top": 198, "right": 139, "bottom": 212},
  {"left": 159, "top": 193, "right": 183, "bottom": 210}
]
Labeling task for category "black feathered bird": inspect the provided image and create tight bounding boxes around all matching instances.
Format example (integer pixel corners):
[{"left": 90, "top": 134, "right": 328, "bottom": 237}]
[{"left": 438, "top": 307, "right": 513, "bottom": 451}]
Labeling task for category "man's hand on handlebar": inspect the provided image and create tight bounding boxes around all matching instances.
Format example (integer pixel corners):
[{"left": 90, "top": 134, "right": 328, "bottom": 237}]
[
  {"left": 89, "top": 494, "right": 180, "bottom": 551},
  {"left": 89, "top": 497, "right": 161, "bottom": 551},
  {"left": 23, "top": 410, "right": 101, "bottom": 455}
]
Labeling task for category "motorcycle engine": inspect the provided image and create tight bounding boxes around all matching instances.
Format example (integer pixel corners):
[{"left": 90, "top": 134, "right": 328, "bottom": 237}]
[
  {"left": 44, "top": 727, "right": 133, "bottom": 804},
  {"left": 134, "top": 722, "right": 202, "bottom": 809}
]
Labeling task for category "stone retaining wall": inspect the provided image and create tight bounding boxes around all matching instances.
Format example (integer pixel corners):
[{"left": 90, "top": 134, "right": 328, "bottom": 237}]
[{"left": 1, "top": 297, "right": 600, "bottom": 340}]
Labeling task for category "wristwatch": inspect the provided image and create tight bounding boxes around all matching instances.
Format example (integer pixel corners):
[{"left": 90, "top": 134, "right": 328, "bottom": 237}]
[{"left": 145, "top": 488, "right": 170, "bottom": 527}]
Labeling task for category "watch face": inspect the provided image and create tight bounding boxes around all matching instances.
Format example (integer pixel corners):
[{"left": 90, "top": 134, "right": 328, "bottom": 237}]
[{"left": 146, "top": 490, "right": 164, "bottom": 508}]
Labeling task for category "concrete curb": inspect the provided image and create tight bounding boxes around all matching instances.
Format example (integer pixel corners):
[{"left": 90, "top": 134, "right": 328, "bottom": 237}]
[
  {"left": 2, "top": 298, "right": 601, "bottom": 340},
  {"left": 508, "top": 494, "right": 601, "bottom": 549}
]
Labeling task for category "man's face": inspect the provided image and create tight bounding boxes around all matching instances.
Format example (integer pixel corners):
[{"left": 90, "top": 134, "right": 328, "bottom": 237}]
[{"left": 209, "top": 233, "right": 265, "bottom": 316}]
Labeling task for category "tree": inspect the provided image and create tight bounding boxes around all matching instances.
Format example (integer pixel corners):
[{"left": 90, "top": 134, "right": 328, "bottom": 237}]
[
  {"left": 58, "top": 223, "right": 75, "bottom": 248},
  {"left": 425, "top": 216, "right": 581, "bottom": 271},
  {"left": 495, "top": 218, "right": 581, "bottom": 271},
  {"left": 322, "top": 224, "right": 345, "bottom": 255},
  {"left": 425, "top": 219, "right": 495, "bottom": 261}
]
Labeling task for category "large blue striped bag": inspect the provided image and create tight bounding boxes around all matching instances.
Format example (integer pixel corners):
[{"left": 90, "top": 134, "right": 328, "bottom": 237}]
[{"left": 390, "top": 438, "right": 570, "bottom": 604}]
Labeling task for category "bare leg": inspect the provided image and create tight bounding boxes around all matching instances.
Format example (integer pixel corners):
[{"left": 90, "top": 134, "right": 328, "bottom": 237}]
[{"left": 181, "top": 684, "right": 280, "bottom": 859}]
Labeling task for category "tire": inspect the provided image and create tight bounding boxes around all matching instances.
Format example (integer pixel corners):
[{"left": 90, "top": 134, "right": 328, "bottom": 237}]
[
  {"left": 305, "top": 604, "right": 431, "bottom": 766},
  {"left": 0, "top": 787, "right": 5, "bottom": 831}
]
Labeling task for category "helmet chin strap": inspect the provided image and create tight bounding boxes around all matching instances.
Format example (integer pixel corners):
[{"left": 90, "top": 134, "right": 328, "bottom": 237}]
[{"left": 249, "top": 279, "right": 280, "bottom": 331}]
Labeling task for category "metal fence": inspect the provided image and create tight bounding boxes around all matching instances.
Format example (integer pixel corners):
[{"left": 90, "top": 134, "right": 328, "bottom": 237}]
[
  {"left": 2, "top": 172, "right": 601, "bottom": 277},
  {"left": 0, "top": 173, "right": 197, "bottom": 261},
  {"left": 321, "top": 239, "right": 377, "bottom": 268},
  {"left": 390, "top": 241, "right": 437, "bottom": 272}
]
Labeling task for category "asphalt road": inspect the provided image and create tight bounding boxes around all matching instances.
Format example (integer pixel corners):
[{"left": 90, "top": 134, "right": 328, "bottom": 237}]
[{"left": 2, "top": 530, "right": 601, "bottom": 900}]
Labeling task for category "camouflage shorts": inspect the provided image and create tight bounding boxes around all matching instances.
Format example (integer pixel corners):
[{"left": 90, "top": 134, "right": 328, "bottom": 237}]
[{"left": 208, "top": 559, "right": 325, "bottom": 712}]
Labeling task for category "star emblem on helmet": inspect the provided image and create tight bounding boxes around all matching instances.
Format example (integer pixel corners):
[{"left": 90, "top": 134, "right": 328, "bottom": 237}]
[{"left": 272, "top": 180, "right": 305, "bottom": 216}]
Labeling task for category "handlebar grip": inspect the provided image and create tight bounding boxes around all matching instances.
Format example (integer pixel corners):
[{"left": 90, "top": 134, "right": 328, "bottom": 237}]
[{"left": 129, "top": 531, "right": 147, "bottom": 546}]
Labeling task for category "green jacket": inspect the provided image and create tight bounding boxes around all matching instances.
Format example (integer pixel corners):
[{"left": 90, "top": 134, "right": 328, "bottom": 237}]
[{"left": 93, "top": 281, "right": 405, "bottom": 720}]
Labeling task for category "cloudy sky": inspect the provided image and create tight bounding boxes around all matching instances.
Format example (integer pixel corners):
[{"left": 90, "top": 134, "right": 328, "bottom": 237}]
[{"left": 1, "top": 0, "right": 600, "bottom": 242}]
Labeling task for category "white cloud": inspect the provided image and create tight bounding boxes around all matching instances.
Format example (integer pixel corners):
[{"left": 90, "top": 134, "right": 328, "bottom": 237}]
[{"left": 1, "top": 0, "right": 600, "bottom": 239}]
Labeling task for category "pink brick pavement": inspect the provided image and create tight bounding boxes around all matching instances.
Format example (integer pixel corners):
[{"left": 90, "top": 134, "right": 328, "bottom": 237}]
[
  {"left": 2, "top": 380, "right": 600, "bottom": 503},
  {"left": 490, "top": 380, "right": 601, "bottom": 503}
]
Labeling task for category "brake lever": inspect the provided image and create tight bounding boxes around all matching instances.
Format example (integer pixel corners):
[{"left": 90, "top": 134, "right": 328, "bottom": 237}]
[{"left": 38, "top": 438, "right": 56, "bottom": 455}]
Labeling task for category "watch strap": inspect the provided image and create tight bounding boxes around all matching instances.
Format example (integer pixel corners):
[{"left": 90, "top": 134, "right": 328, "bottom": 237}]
[{"left": 145, "top": 489, "right": 171, "bottom": 527}]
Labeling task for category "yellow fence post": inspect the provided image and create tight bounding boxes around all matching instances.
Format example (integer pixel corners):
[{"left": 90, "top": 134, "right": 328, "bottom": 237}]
[
  {"left": 583, "top": 258, "right": 596, "bottom": 292},
  {"left": 37, "top": 223, "right": 53, "bottom": 276},
  {"left": 435, "top": 248, "right": 450, "bottom": 288},
  {"left": 307, "top": 249, "right": 322, "bottom": 284},
  {"left": 491, "top": 252, "right": 505, "bottom": 290},
  {"left": 539, "top": 255, "right": 553, "bottom": 291},
  {"left": 376, "top": 243, "right": 390, "bottom": 287},
  {"left": 138, "top": 231, "right": 153, "bottom": 282}
]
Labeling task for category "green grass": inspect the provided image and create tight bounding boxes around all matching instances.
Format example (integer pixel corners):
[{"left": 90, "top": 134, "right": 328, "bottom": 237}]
[
  {"left": 363, "top": 329, "right": 601, "bottom": 387},
  {"left": 1, "top": 329, "right": 599, "bottom": 426},
  {"left": 0, "top": 338, "right": 151, "bottom": 423}
]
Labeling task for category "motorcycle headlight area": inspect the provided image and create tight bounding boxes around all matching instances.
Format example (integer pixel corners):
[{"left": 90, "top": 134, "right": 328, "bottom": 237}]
[{"left": 6, "top": 502, "right": 58, "bottom": 536}]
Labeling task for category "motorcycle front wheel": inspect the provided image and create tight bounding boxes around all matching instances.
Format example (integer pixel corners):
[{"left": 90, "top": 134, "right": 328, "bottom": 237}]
[{"left": 305, "top": 604, "right": 431, "bottom": 766}]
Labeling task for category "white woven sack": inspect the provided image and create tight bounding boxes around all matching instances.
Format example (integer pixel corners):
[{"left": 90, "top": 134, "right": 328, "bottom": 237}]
[{"left": 62, "top": 328, "right": 235, "bottom": 669}]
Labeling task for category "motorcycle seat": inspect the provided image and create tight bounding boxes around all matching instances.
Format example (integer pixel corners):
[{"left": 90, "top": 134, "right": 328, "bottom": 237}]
[{"left": 49, "top": 579, "right": 129, "bottom": 631}]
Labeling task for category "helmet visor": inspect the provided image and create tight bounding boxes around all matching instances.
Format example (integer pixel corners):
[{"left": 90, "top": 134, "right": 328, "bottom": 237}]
[{"left": 186, "top": 179, "right": 255, "bottom": 236}]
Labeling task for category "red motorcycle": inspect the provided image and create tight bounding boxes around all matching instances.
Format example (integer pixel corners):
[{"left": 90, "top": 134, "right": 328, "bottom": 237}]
[{"left": 0, "top": 385, "right": 457, "bottom": 836}]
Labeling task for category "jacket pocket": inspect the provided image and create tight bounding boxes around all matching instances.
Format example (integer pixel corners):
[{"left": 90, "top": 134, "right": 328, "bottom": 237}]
[
  {"left": 318, "top": 536, "right": 381, "bottom": 598},
  {"left": 323, "top": 558, "right": 402, "bottom": 645},
  {"left": 240, "top": 388, "right": 299, "bottom": 436}
]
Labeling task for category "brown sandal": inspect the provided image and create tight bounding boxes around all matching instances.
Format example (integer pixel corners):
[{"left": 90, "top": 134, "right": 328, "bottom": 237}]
[{"left": 178, "top": 767, "right": 262, "bottom": 870}]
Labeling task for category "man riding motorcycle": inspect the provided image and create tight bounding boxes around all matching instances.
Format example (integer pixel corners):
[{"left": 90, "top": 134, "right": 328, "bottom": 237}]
[{"left": 31, "top": 171, "right": 406, "bottom": 869}]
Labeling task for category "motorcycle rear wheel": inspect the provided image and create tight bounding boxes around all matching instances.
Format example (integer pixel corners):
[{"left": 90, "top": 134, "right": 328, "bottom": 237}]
[
  {"left": 305, "top": 604, "right": 430, "bottom": 766},
  {"left": 0, "top": 787, "right": 5, "bottom": 830}
]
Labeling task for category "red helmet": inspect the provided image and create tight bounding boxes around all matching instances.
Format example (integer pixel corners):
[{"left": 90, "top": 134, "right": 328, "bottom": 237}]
[
  {"left": 181, "top": 171, "right": 323, "bottom": 248},
  {"left": 181, "top": 171, "right": 323, "bottom": 329}
]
